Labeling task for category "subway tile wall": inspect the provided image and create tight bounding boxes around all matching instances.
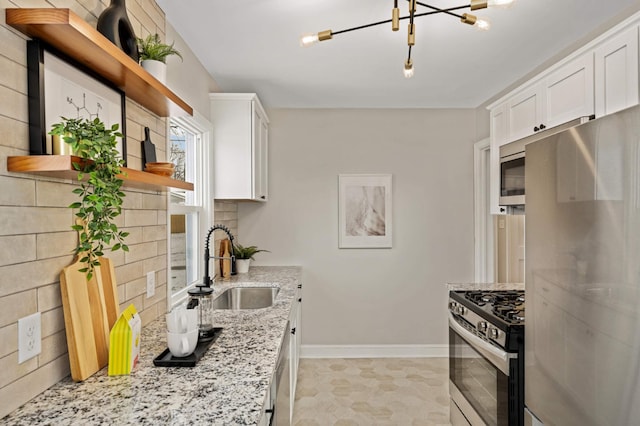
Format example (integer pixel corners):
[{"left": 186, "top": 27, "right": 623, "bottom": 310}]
[
  {"left": 0, "top": 0, "right": 171, "bottom": 418},
  {"left": 212, "top": 200, "right": 239, "bottom": 277}
]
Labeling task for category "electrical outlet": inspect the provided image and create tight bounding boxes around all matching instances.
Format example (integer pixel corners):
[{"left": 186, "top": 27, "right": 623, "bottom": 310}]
[
  {"left": 146, "top": 271, "right": 155, "bottom": 298},
  {"left": 18, "top": 312, "right": 41, "bottom": 364}
]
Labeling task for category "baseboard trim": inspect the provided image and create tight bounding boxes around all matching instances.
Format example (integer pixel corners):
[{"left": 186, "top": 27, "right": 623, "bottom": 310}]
[{"left": 300, "top": 344, "right": 448, "bottom": 359}]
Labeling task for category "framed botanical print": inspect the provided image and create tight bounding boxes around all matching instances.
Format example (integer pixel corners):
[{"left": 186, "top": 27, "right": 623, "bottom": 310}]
[{"left": 26, "top": 40, "right": 127, "bottom": 163}]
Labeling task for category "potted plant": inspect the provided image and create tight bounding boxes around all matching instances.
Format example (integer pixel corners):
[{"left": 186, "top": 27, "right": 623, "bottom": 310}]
[
  {"left": 50, "top": 117, "right": 129, "bottom": 280},
  {"left": 233, "top": 243, "right": 269, "bottom": 273},
  {"left": 136, "top": 33, "right": 183, "bottom": 84}
]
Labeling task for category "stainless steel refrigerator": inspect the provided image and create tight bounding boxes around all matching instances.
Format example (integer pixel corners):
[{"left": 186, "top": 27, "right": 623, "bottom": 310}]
[{"left": 524, "top": 104, "right": 640, "bottom": 425}]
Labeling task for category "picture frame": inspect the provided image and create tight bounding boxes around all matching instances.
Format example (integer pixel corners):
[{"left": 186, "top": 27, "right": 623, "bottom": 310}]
[
  {"left": 26, "top": 40, "right": 127, "bottom": 164},
  {"left": 338, "top": 174, "right": 392, "bottom": 248}
]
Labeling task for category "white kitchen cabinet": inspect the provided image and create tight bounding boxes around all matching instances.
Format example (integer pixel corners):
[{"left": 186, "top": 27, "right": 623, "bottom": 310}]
[
  {"left": 507, "top": 83, "right": 544, "bottom": 143},
  {"left": 543, "top": 53, "right": 594, "bottom": 128},
  {"left": 594, "top": 25, "right": 640, "bottom": 117},
  {"left": 258, "top": 384, "right": 272, "bottom": 426},
  {"left": 489, "top": 103, "right": 509, "bottom": 214},
  {"left": 289, "top": 284, "right": 302, "bottom": 422},
  {"left": 210, "top": 93, "right": 269, "bottom": 201},
  {"left": 506, "top": 53, "right": 594, "bottom": 144}
]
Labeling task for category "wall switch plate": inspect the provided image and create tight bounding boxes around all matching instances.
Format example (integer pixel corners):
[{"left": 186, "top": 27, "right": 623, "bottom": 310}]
[
  {"left": 146, "top": 271, "right": 155, "bottom": 298},
  {"left": 18, "top": 312, "right": 41, "bottom": 364}
]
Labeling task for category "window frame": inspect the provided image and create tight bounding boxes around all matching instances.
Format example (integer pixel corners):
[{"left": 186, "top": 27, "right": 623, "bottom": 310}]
[{"left": 167, "top": 111, "right": 213, "bottom": 308}]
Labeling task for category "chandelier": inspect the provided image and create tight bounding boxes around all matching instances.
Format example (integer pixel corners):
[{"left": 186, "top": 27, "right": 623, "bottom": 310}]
[{"left": 300, "top": 0, "right": 515, "bottom": 78}]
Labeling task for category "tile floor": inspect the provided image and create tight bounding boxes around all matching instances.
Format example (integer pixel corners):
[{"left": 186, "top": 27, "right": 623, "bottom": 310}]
[{"left": 292, "top": 358, "right": 451, "bottom": 426}]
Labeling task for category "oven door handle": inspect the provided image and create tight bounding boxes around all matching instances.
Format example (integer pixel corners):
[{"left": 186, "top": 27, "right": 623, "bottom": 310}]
[{"left": 448, "top": 313, "right": 515, "bottom": 376}]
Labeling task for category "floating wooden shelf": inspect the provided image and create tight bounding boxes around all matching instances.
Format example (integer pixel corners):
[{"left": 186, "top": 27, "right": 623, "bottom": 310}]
[
  {"left": 6, "top": 8, "right": 193, "bottom": 117},
  {"left": 7, "top": 156, "right": 193, "bottom": 191}
]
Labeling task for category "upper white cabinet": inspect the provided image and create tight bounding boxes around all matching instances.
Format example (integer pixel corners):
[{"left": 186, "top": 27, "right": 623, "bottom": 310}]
[
  {"left": 544, "top": 53, "right": 594, "bottom": 128},
  {"left": 210, "top": 93, "right": 269, "bottom": 201},
  {"left": 506, "top": 53, "right": 594, "bottom": 144},
  {"left": 507, "top": 83, "right": 544, "bottom": 143},
  {"left": 487, "top": 14, "right": 640, "bottom": 213},
  {"left": 594, "top": 25, "right": 640, "bottom": 117}
]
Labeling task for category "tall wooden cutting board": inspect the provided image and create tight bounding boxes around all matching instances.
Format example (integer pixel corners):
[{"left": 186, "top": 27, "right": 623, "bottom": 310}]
[
  {"left": 60, "top": 256, "right": 119, "bottom": 382},
  {"left": 60, "top": 261, "right": 107, "bottom": 381}
]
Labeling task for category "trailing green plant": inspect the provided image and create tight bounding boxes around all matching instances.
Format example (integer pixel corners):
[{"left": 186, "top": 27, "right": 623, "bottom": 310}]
[
  {"left": 49, "top": 117, "right": 129, "bottom": 280},
  {"left": 233, "top": 243, "right": 269, "bottom": 260},
  {"left": 136, "top": 33, "right": 183, "bottom": 63}
]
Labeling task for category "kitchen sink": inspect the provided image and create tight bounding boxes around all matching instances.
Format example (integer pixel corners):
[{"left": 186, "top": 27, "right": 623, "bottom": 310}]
[{"left": 212, "top": 286, "right": 280, "bottom": 310}]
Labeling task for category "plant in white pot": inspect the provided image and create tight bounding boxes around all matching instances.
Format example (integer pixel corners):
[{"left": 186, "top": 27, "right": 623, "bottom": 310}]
[
  {"left": 233, "top": 243, "right": 269, "bottom": 273},
  {"left": 136, "top": 33, "right": 183, "bottom": 84}
]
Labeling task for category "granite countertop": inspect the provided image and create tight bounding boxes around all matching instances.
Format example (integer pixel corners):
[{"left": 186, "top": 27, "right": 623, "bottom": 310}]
[
  {"left": 447, "top": 282, "right": 525, "bottom": 291},
  {"left": 4, "top": 266, "right": 302, "bottom": 426}
]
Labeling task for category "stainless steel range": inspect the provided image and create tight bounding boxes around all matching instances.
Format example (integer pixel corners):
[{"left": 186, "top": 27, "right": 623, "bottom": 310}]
[{"left": 448, "top": 290, "right": 525, "bottom": 426}]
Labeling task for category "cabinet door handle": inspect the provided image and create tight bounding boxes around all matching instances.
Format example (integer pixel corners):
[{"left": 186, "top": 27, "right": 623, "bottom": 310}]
[
  {"left": 534, "top": 126, "right": 540, "bottom": 132},
  {"left": 260, "top": 195, "right": 266, "bottom": 199},
  {"left": 291, "top": 327, "right": 296, "bottom": 335},
  {"left": 539, "top": 123, "right": 546, "bottom": 130},
  {"left": 298, "top": 297, "right": 302, "bottom": 302},
  {"left": 297, "top": 284, "right": 302, "bottom": 289}
]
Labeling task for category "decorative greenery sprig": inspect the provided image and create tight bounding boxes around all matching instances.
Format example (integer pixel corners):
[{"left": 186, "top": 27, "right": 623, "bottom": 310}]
[
  {"left": 50, "top": 117, "right": 129, "bottom": 280},
  {"left": 233, "top": 243, "right": 269, "bottom": 260},
  {"left": 137, "top": 34, "right": 183, "bottom": 63}
]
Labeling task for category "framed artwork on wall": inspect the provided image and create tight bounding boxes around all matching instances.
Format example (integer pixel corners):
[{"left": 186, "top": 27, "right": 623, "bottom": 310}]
[
  {"left": 338, "top": 174, "right": 393, "bottom": 248},
  {"left": 26, "top": 40, "right": 127, "bottom": 163}
]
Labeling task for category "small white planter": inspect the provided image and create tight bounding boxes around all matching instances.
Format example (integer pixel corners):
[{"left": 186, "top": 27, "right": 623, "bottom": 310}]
[
  {"left": 141, "top": 59, "right": 167, "bottom": 84},
  {"left": 235, "top": 259, "right": 251, "bottom": 274}
]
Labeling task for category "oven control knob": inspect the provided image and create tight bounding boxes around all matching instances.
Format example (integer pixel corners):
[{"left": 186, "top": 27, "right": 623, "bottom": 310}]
[
  {"left": 477, "top": 321, "right": 488, "bottom": 332},
  {"left": 448, "top": 301, "right": 458, "bottom": 311},
  {"left": 456, "top": 306, "right": 466, "bottom": 315},
  {"left": 488, "top": 327, "right": 500, "bottom": 339}
]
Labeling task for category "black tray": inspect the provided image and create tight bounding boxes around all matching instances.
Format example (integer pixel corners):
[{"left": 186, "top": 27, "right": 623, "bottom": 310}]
[{"left": 153, "top": 327, "right": 223, "bottom": 367}]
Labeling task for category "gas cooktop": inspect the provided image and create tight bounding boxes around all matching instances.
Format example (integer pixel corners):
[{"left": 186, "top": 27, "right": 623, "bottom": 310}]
[
  {"left": 463, "top": 290, "right": 525, "bottom": 326},
  {"left": 449, "top": 289, "right": 525, "bottom": 352}
]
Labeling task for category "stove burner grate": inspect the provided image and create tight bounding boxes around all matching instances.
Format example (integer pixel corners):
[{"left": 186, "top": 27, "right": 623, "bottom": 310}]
[{"left": 464, "top": 290, "right": 526, "bottom": 325}]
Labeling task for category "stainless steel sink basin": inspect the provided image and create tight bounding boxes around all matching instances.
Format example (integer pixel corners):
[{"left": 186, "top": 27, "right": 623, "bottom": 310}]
[{"left": 212, "top": 286, "right": 280, "bottom": 310}]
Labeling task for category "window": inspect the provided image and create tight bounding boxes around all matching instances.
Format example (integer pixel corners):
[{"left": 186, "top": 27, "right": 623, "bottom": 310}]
[{"left": 168, "top": 113, "right": 212, "bottom": 307}]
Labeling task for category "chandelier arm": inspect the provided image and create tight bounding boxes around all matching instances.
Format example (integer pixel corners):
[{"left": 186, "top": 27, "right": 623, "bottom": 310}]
[
  {"left": 332, "top": 18, "right": 395, "bottom": 35},
  {"left": 332, "top": 6, "right": 471, "bottom": 36},
  {"left": 413, "top": 2, "right": 470, "bottom": 20}
]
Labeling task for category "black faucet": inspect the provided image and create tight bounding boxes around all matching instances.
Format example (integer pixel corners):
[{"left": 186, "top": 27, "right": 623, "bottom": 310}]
[{"left": 202, "top": 224, "right": 236, "bottom": 287}]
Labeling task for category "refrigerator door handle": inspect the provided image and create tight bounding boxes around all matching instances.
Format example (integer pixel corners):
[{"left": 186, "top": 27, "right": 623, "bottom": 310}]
[{"left": 449, "top": 313, "right": 515, "bottom": 375}]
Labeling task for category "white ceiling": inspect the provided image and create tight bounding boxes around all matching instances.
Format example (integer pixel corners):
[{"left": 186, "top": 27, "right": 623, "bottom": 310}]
[{"left": 157, "top": 0, "right": 640, "bottom": 109}]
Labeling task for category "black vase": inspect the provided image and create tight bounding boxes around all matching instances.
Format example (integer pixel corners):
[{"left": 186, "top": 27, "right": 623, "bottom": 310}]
[{"left": 97, "top": 0, "right": 139, "bottom": 62}]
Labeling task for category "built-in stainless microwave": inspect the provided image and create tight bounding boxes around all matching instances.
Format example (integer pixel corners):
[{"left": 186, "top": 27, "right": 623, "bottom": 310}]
[
  {"left": 499, "top": 116, "right": 593, "bottom": 207},
  {"left": 500, "top": 145, "right": 525, "bottom": 206}
]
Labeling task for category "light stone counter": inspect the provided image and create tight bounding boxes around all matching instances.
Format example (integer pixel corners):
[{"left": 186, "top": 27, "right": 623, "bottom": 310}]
[
  {"left": 447, "top": 282, "right": 525, "bottom": 291},
  {"left": 3, "top": 266, "right": 302, "bottom": 426}
]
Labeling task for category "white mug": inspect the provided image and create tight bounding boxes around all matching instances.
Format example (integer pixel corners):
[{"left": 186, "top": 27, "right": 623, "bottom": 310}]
[
  {"left": 166, "top": 307, "right": 197, "bottom": 333},
  {"left": 167, "top": 329, "right": 198, "bottom": 357}
]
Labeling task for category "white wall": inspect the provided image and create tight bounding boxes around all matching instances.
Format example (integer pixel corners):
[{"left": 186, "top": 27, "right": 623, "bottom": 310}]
[
  {"left": 238, "top": 108, "right": 477, "bottom": 350},
  {"left": 166, "top": 22, "right": 220, "bottom": 117}
]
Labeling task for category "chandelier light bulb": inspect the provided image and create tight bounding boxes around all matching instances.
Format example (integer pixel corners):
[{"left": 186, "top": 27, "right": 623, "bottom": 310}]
[
  {"left": 475, "top": 18, "right": 491, "bottom": 31},
  {"left": 403, "top": 60, "right": 414, "bottom": 78},
  {"left": 300, "top": 33, "right": 319, "bottom": 47},
  {"left": 488, "top": 0, "right": 515, "bottom": 8}
]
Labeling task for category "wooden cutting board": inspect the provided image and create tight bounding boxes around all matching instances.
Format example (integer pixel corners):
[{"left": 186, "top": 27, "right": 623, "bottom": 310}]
[
  {"left": 97, "top": 256, "right": 120, "bottom": 330},
  {"left": 60, "top": 227, "right": 119, "bottom": 381},
  {"left": 60, "top": 260, "right": 108, "bottom": 381}
]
